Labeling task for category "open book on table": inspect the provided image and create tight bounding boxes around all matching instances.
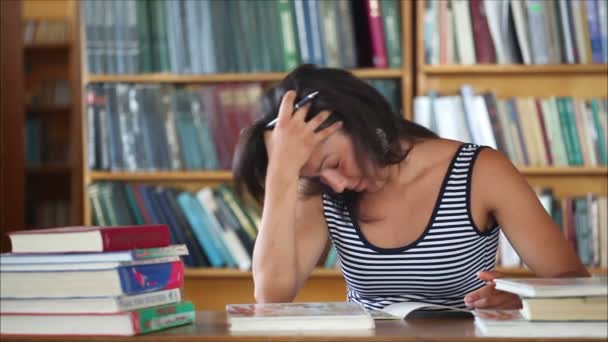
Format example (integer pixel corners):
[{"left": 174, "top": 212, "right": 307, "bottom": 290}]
[{"left": 368, "top": 301, "right": 473, "bottom": 320}]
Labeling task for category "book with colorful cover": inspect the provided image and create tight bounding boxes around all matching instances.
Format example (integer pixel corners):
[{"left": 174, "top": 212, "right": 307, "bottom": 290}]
[
  {"left": 0, "top": 256, "right": 181, "bottom": 272},
  {"left": 7, "top": 224, "right": 170, "bottom": 253},
  {"left": 226, "top": 302, "right": 375, "bottom": 331},
  {"left": 0, "top": 244, "right": 187, "bottom": 265},
  {"left": 494, "top": 277, "right": 608, "bottom": 298},
  {"left": 0, "top": 301, "right": 195, "bottom": 336},
  {"left": 1, "top": 260, "right": 184, "bottom": 298},
  {"left": 474, "top": 309, "right": 608, "bottom": 338},
  {"left": 0, "top": 288, "right": 182, "bottom": 314}
]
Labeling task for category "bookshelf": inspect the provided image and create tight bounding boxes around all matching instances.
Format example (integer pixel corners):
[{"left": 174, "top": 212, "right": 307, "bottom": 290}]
[
  {"left": 414, "top": 0, "right": 607, "bottom": 274},
  {"left": 1, "top": 0, "right": 25, "bottom": 251},
  {"left": 70, "top": 1, "right": 414, "bottom": 309},
  {"left": 21, "top": 0, "right": 83, "bottom": 228},
  {"left": 40, "top": 0, "right": 601, "bottom": 309}
]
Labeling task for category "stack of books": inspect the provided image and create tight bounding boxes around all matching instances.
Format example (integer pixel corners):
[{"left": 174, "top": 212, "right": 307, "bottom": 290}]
[
  {"left": 475, "top": 277, "right": 608, "bottom": 338},
  {"left": 0, "top": 224, "right": 195, "bottom": 336}
]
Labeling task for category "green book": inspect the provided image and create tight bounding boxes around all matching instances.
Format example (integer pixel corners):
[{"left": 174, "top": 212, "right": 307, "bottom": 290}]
[
  {"left": 590, "top": 99, "right": 608, "bottom": 165},
  {"left": 381, "top": 0, "right": 402, "bottom": 68},
  {"left": 0, "top": 302, "right": 195, "bottom": 336},
  {"left": 276, "top": 0, "right": 298, "bottom": 70}
]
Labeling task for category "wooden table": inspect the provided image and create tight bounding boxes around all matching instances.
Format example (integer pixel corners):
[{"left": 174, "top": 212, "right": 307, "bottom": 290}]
[{"left": 1, "top": 310, "right": 603, "bottom": 341}]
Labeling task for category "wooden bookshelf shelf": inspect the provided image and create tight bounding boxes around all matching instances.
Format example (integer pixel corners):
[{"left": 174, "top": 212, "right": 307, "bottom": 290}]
[
  {"left": 184, "top": 267, "right": 607, "bottom": 278},
  {"left": 518, "top": 167, "right": 608, "bottom": 176},
  {"left": 85, "top": 68, "right": 404, "bottom": 84},
  {"left": 421, "top": 64, "right": 608, "bottom": 75},
  {"left": 88, "top": 167, "right": 607, "bottom": 182},
  {"left": 24, "top": 42, "right": 70, "bottom": 51},
  {"left": 184, "top": 268, "right": 342, "bottom": 279},
  {"left": 89, "top": 170, "right": 233, "bottom": 182}
]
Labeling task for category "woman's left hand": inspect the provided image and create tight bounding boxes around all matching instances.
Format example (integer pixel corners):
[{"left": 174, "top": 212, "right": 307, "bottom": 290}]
[{"left": 464, "top": 271, "right": 522, "bottom": 310}]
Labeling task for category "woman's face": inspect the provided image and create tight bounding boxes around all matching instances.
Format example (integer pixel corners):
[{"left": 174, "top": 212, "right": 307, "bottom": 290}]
[{"left": 300, "top": 130, "right": 384, "bottom": 193}]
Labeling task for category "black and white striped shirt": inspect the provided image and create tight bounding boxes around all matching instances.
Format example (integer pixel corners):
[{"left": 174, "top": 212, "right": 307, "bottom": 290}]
[{"left": 323, "top": 144, "right": 500, "bottom": 310}]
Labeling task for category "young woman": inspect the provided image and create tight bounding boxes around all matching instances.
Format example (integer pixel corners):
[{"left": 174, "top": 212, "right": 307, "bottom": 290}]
[{"left": 233, "top": 64, "right": 588, "bottom": 311}]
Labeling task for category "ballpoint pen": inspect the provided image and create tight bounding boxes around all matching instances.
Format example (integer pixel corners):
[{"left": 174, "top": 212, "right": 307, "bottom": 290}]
[{"left": 265, "top": 91, "right": 320, "bottom": 128}]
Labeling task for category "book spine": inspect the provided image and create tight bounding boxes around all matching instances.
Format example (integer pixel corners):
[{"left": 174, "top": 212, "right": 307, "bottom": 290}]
[
  {"left": 118, "top": 260, "right": 184, "bottom": 295},
  {"left": 470, "top": 0, "right": 496, "bottom": 63},
  {"left": 585, "top": 0, "right": 603, "bottom": 63},
  {"left": 380, "top": 0, "right": 402, "bottom": 68},
  {"left": 100, "top": 225, "right": 170, "bottom": 251},
  {"left": 365, "top": 0, "right": 388, "bottom": 68},
  {"left": 132, "top": 301, "right": 195, "bottom": 335},
  {"left": 277, "top": 0, "right": 299, "bottom": 70},
  {"left": 117, "top": 288, "right": 182, "bottom": 312},
  {"left": 590, "top": 99, "right": 608, "bottom": 164}
]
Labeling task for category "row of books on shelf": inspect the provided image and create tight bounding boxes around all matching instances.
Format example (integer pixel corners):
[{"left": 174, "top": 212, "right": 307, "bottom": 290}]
[
  {"left": 1, "top": 225, "right": 195, "bottom": 336},
  {"left": 88, "top": 182, "right": 260, "bottom": 270},
  {"left": 81, "top": 0, "right": 402, "bottom": 74},
  {"left": 425, "top": 0, "right": 608, "bottom": 65},
  {"left": 414, "top": 88, "right": 608, "bottom": 166},
  {"left": 498, "top": 190, "right": 608, "bottom": 268},
  {"left": 86, "top": 80, "right": 400, "bottom": 172},
  {"left": 25, "top": 79, "right": 70, "bottom": 108},
  {"left": 89, "top": 181, "right": 607, "bottom": 270},
  {"left": 25, "top": 199, "right": 70, "bottom": 229},
  {"left": 23, "top": 20, "right": 69, "bottom": 45},
  {"left": 25, "top": 117, "right": 70, "bottom": 166},
  {"left": 87, "top": 181, "right": 340, "bottom": 271}
]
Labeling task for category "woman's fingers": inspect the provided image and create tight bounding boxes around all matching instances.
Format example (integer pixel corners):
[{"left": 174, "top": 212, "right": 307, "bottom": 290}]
[
  {"left": 468, "top": 291, "right": 522, "bottom": 310},
  {"left": 464, "top": 283, "right": 495, "bottom": 305},
  {"left": 276, "top": 90, "right": 296, "bottom": 126},
  {"left": 465, "top": 282, "right": 523, "bottom": 310},
  {"left": 477, "top": 270, "right": 504, "bottom": 282}
]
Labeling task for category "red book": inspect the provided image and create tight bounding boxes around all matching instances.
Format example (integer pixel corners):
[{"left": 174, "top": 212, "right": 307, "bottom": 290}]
[
  {"left": 535, "top": 99, "right": 554, "bottom": 165},
  {"left": 365, "top": 0, "right": 388, "bottom": 68},
  {"left": 8, "top": 224, "right": 170, "bottom": 253},
  {"left": 469, "top": 0, "right": 496, "bottom": 63}
]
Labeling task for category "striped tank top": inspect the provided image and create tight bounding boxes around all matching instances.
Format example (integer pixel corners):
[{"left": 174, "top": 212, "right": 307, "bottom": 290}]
[{"left": 322, "top": 143, "right": 500, "bottom": 310}]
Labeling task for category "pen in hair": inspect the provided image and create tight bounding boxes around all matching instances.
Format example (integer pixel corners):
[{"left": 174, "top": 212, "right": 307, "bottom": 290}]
[{"left": 266, "top": 91, "right": 319, "bottom": 128}]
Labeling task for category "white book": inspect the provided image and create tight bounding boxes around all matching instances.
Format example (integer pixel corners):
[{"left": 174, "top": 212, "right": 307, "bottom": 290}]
[
  {"left": 498, "top": 231, "right": 521, "bottom": 268},
  {"left": 413, "top": 96, "right": 433, "bottom": 131},
  {"left": 475, "top": 309, "right": 608, "bottom": 338},
  {"left": 510, "top": 0, "right": 532, "bottom": 64},
  {"left": 0, "top": 289, "right": 181, "bottom": 314},
  {"left": 227, "top": 302, "right": 375, "bottom": 331},
  {"left": 472, "top": 96, "right": 498, "bottom": 148},
  {"left": 570, "top": 0, "right": 590, "bottom": 64},
  {"left": 495, "top": 276, "right": 608, "bottom": 298},
  {"left": 540, "top": 98, "right": 567, "bottom": 166},
  {"left": 451, "top": 0, "right": 476, "bottom": 64},
  {"left": 598, "top": 197, "right": 608, "bottom": 267},
  {"left": 371, "top": 301, "right": 473, "bottom": 320},
  {"left": 484, "top": 0, "right": 508, "bottom": 64},
  {"left": 0, "top": 245, "right": 187, "bottom": 265},
  {"left": 434, "top": 96, "right": 472, "bottom": 142}
]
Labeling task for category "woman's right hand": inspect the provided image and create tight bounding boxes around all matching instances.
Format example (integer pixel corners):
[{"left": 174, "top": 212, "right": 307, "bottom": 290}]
[{"left": 264, "top": 90, "right": 342, "bottom": 175}]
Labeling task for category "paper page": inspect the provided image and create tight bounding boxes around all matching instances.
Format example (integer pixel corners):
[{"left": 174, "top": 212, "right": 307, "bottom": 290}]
[{"left": 380, "top": 302, "right": 472, "bottom": 319}]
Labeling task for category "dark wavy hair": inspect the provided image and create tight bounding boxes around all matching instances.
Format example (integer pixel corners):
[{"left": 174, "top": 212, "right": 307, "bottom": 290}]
[{"left": 233, "top": 64, "right": 437, "bottom": 203}]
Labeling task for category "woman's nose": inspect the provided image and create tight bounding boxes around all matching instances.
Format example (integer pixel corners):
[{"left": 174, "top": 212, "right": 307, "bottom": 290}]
[{"left": 321, "top": 171, "right": 347, "bottom": 193}]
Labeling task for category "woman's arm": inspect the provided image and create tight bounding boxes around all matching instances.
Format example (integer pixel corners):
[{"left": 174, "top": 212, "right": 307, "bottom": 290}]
[
  {"left": 478, "top": 149, "right": 588, "bottom": 277},
  {"left": 253, "top": 174, "right": 328, "bottom": 303},
  {"left": 252, "top": 91, "right": 342, "bottom": 303},
  {"left": 464, "top": 149, "right": 588, "bottom": 309}
]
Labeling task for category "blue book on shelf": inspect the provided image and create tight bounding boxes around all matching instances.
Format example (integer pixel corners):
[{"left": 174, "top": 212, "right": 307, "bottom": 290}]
[{"left": 177, "top": 192, "right": 225, "bottom": 267}]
